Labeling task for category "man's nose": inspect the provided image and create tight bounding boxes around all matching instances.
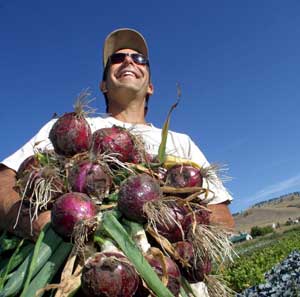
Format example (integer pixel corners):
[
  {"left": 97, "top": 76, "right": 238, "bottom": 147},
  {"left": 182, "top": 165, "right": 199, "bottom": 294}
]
[{"left": 123, "top": 54, "right": 135, "bottom": 65}]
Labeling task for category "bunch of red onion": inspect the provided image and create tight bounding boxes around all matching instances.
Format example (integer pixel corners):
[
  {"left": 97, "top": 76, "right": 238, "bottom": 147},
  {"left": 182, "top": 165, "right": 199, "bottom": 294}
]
[{"left": 13, "top": 93, "right": 234, "bottom": 296}]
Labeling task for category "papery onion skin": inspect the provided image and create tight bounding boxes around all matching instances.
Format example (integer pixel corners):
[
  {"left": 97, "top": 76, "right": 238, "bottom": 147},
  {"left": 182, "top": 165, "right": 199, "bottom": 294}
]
[
  {"left": 68, "top": 160, "right": 112, "bottom": 202},
  {"left": 165, "top": 165, "right": 203, "bottom": 188},
  {"left": 81, "top": 251, "right": 139, "bottom": 297},
  {"left": 49, "top": 112, "right": 92, "bottom": 156},
  {"left": 117, "top": 174, "right": 161, "bottom": 223},
  {"left": 142, "top": 253, "right": 181, "bottom": 297},
  {"left": 155, "top": 201, "right": 189, "bottom": 243},
  {"left": 51, "top": 192, "right": 97, "bottom": 238},
  {"left": 91, "top": 126, "right": 135, "bottom": 162},
  {"left": 173, "top": 241, "right": 212, "bottom": 282}
]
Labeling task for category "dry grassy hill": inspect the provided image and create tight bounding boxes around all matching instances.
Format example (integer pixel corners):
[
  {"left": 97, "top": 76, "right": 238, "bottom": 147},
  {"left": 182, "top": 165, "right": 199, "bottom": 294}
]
[{"left": 233, "top": 193, "right": 300, "bottom": 232}]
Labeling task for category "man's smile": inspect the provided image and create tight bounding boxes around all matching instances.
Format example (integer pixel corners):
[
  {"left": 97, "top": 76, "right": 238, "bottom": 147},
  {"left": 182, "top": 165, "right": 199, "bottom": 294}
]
[{"left": 115, "top": 67, "right": 140, "bottom": 79}]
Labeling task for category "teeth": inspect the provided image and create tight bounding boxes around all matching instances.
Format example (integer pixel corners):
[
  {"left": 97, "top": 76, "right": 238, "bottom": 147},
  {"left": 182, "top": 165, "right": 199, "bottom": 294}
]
[
  {"left": 118, "top": 70, "right": 136, "bottom": 78},
  {"left": 123, "top": 71, "right": 134, "bottom": 76}
]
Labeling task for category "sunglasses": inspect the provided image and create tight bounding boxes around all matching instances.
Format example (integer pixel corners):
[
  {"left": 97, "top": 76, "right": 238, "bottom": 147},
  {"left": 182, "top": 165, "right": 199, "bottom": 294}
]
[{"left": 109, "top": 53, "right": 149, "bottom": 66}]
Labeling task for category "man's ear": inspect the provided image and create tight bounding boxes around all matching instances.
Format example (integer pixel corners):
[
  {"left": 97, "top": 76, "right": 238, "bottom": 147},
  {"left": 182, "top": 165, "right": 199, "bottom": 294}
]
[
  {"left": 147, "top": 82, "right": 154, "bottom": 96},
  {"left": 100, "top": 81, "right": 108, "bottom": 93}
]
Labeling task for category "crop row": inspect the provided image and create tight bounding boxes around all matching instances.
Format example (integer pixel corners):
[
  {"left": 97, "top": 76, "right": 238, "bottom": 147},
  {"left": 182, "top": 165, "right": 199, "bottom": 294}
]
[{"left": 222, "top": 228, "right": 300, "bottom": 292}]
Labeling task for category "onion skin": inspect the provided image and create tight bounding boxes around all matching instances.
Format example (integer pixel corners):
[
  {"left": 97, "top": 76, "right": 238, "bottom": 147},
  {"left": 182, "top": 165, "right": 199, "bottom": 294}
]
[
  {"left": 182, "top": 209, "right": 211, "bottom": 231},
  {"left": 117, "top": 174, "right": 161, "bottom": 223},
  {"left": 68, "top": 161, "right": 112, "bottom": 202},
  {"left": 173, "top": 241, "right": 194, "bottom": 264},
  {"left": 17, "top": 155, "right": 40, "bottom": 179},
  {"left": 16, "top": 155, "right": 40, "bottom": 197},
  {"left": 130, "top": 149, "right": 153, "bottom": 164},
  {"left": 81, "top": 252, "right": 139, "bottom": 297},
  {"left": 155, "top": 201, "right": 189, "bottom": 243},
  {"left": 16, "top": 155, "right": 65, "bottom": 202},
  {"left": 185, "top": 256, "right": 212, "bottom": 283},
  {"left": 173, "top": 241, "right": 212, "bottom": 283},
  {"left": 141, "top": 253, "right": 181, "bottom": 297},
  {"left": 51, "top": 192, "right": 97, "bottom": 238},
  {"left": 49, "top": 112, "right": 92, "bottom": 156},
  {"left": 165, "top": 165, "right": 203, "bottom": 188},
  {"left": 91, "top": 126, "right": 135, "bottom": 162}
]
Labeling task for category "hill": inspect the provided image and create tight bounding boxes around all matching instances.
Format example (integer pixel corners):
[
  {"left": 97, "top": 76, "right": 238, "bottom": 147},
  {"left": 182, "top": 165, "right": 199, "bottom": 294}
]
[{"left": 233, "top": 192, "right": 300, "bottom": 232}]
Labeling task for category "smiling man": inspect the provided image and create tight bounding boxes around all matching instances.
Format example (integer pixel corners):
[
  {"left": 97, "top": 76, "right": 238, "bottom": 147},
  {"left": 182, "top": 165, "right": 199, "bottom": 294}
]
[
  {"left": 101, "top": 48, "right": 153, "bottom": 122},
  {"left": 0, "top": 27, "right": 234, "bottom": 297},
  {"left": 100, "top": 29, "right": 234, "bottom": 230},
  {"left": 0, "top": 28, "right": 234, "bottom": 237}
]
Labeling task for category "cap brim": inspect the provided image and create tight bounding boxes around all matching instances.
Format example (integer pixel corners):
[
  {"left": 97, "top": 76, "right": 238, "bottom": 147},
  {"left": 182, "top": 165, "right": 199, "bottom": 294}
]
[{"left": 103, "top": 28, "right": 148, "bottom": 67}]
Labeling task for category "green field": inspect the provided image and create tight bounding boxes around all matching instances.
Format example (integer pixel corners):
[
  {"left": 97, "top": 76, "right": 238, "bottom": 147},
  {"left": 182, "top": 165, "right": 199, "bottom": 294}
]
[{"left": 222, "top": 226, "right": 300, "bottom": 292}]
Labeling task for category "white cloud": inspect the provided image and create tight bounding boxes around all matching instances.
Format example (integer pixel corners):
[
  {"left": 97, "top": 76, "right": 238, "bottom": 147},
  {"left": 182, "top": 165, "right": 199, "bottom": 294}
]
[{"left": 248, "top": 173, "right": 300, "bottom": 204}]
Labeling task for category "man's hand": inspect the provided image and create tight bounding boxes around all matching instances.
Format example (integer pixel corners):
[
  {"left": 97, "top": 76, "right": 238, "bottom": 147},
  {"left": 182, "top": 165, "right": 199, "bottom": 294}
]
[{"left": 0, "top": 164, "right": 51, "bottom": 241}]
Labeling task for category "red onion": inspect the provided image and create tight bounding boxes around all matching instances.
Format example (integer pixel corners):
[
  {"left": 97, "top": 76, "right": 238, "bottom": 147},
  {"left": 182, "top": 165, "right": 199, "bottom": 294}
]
[
  {"left": 165, "top": 165, "right": 203, "bottom": 188},
  {"left": 16, "top": 154, "right": 65, "bottom": 205},
  {"left": 182, "top": 209, "right": 211, "bottom": 231},
  {"left": 155, "top": 201, "right": 189, "bottom": 243},
  {"left": 91, "top": 126, "right": 136, "bottom": 162},
  {"left": 51, "top": 192, "right": 97, "bottom": 237},
  {"left": 17, "top": 155, "right": 40, "bottom": 179},
  {"left": 138, "top": 252, "right": 181, "bottom": 297},
  {"left": 49, "top": 112, "right": 92, "bottom": 156},
  {"left": 117, "top": 173, "right": 161, "bottom": 223},
  {"left": 68, "top": 160, "right": 112, "bottom": 202},
  {"left": 81, "top": 251, "right": 139, "bottom": 297},
  {"left": 173, "top": 241, "right": 212, "bottom": 282}
]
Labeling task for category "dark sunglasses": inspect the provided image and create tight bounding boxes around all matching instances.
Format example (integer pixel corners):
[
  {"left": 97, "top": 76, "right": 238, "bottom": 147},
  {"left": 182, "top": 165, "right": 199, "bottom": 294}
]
[{"left": 109, "top": 53, "right": 149, "bottom": 66}]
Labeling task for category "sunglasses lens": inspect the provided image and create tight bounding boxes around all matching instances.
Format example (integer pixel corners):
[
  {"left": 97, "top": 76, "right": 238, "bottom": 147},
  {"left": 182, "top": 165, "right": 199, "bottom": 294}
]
[
  {"left": 109, "top": 53, "right": 149, "bottom": 65},
  {"left": 132, "top": 54, "right": 148, "bottom": 65},
  {"left": 110, "top": 53, "right": 125, "bottom": 64}
]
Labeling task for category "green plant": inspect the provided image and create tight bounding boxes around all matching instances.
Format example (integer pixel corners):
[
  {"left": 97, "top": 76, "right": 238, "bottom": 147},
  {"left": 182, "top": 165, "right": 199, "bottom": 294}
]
[
  {"left": 222, "top": 229, "right": 300, "bottom": 292},
  {"left": 250, "top": 225, "right": 273, "bottom": 238}
]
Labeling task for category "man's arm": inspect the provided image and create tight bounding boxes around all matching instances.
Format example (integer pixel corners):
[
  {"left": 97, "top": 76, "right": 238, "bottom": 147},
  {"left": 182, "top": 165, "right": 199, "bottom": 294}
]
[
  {"left": 207, "top": 201, "right": 235, "bottom": 230},
  {"left": 0, "top": 164, "right": 50, "bottom": 240}
]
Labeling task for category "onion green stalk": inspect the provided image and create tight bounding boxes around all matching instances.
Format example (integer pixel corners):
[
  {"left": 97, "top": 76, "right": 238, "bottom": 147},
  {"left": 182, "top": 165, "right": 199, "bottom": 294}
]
[
  {"left": 0, "top": 233, "right": 22, "bottom": 255},
  {"left": 100, "top": 211, "right": 174, "bottom": 297},
  {"left": 19, "top": 223, "right": 49, "bottom": 297},
  {"left": 122, "top": 218, "right": 150, "bottom": 253},
  {"left": 0, "top": 239, "right": 25, "bottom": 289}
]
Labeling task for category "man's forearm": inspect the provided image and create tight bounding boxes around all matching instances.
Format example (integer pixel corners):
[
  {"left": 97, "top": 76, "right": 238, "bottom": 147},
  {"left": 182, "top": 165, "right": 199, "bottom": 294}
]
[
  {"left": 0, "top": 165, "right": 20, "bottom": 230},
  {"left": 207, "top": 202, "right": 235, "bottom": 230},
  {"left": 0, "top": 164, "right": 51, "bottom": 239}
]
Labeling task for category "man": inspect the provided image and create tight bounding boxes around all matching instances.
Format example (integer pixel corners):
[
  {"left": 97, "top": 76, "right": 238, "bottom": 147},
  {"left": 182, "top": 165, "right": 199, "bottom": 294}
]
[{"left": 0, "top": 28, "right": 234, "bottom": 240}]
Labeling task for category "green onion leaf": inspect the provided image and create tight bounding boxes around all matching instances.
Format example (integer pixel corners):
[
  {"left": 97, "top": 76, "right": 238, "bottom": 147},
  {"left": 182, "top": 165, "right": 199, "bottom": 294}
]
[{"left": 101, "top": 212, "right": 174, "bottom": 297}]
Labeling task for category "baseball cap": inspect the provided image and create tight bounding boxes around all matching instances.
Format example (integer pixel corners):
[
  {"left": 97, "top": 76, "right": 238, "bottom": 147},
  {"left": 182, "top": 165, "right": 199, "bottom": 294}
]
[{"left": 103, "top": 28, "right": 149, "bottom": 67}]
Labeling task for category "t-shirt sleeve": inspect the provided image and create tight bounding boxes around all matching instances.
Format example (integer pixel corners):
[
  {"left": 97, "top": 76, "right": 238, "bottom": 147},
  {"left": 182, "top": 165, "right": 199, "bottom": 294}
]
[
  {"left": 1, "top": 119, "right": 56, "bottom": 172},
  {"left": 186, "top": 136, "right": 233, "bottom": 205}
]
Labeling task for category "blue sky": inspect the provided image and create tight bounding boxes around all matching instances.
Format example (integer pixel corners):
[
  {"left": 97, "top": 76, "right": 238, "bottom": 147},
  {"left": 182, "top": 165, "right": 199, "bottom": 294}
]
[{"left": 1, "top": 1, "right": 300, "bottom": 213}]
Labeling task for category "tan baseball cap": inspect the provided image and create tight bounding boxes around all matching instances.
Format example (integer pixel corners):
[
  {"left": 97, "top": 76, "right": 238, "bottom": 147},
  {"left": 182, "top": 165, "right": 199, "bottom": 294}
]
[{"left": 103, "top": 28, "right": 149, "bottom": 67}]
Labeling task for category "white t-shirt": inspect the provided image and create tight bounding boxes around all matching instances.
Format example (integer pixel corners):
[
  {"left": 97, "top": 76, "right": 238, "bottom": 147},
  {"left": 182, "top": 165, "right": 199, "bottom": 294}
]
[{"left": 1, "top": 115, "right": 232, "bottom": 205}]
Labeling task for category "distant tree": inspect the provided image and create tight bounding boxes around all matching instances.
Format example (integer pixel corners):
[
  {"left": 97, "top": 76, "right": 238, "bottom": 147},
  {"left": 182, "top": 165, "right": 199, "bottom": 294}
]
[
  {"left": 250, "top": 225, "right": 274, "bottom": 237},
  {"left": 250, "top": 226, "right": 262, "bottom": 237}
]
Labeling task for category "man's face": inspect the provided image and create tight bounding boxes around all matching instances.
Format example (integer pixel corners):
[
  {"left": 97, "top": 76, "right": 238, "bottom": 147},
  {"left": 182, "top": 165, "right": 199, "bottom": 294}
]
[{"left": 101, "top": 49, "right": 153, "bottom": 100}]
